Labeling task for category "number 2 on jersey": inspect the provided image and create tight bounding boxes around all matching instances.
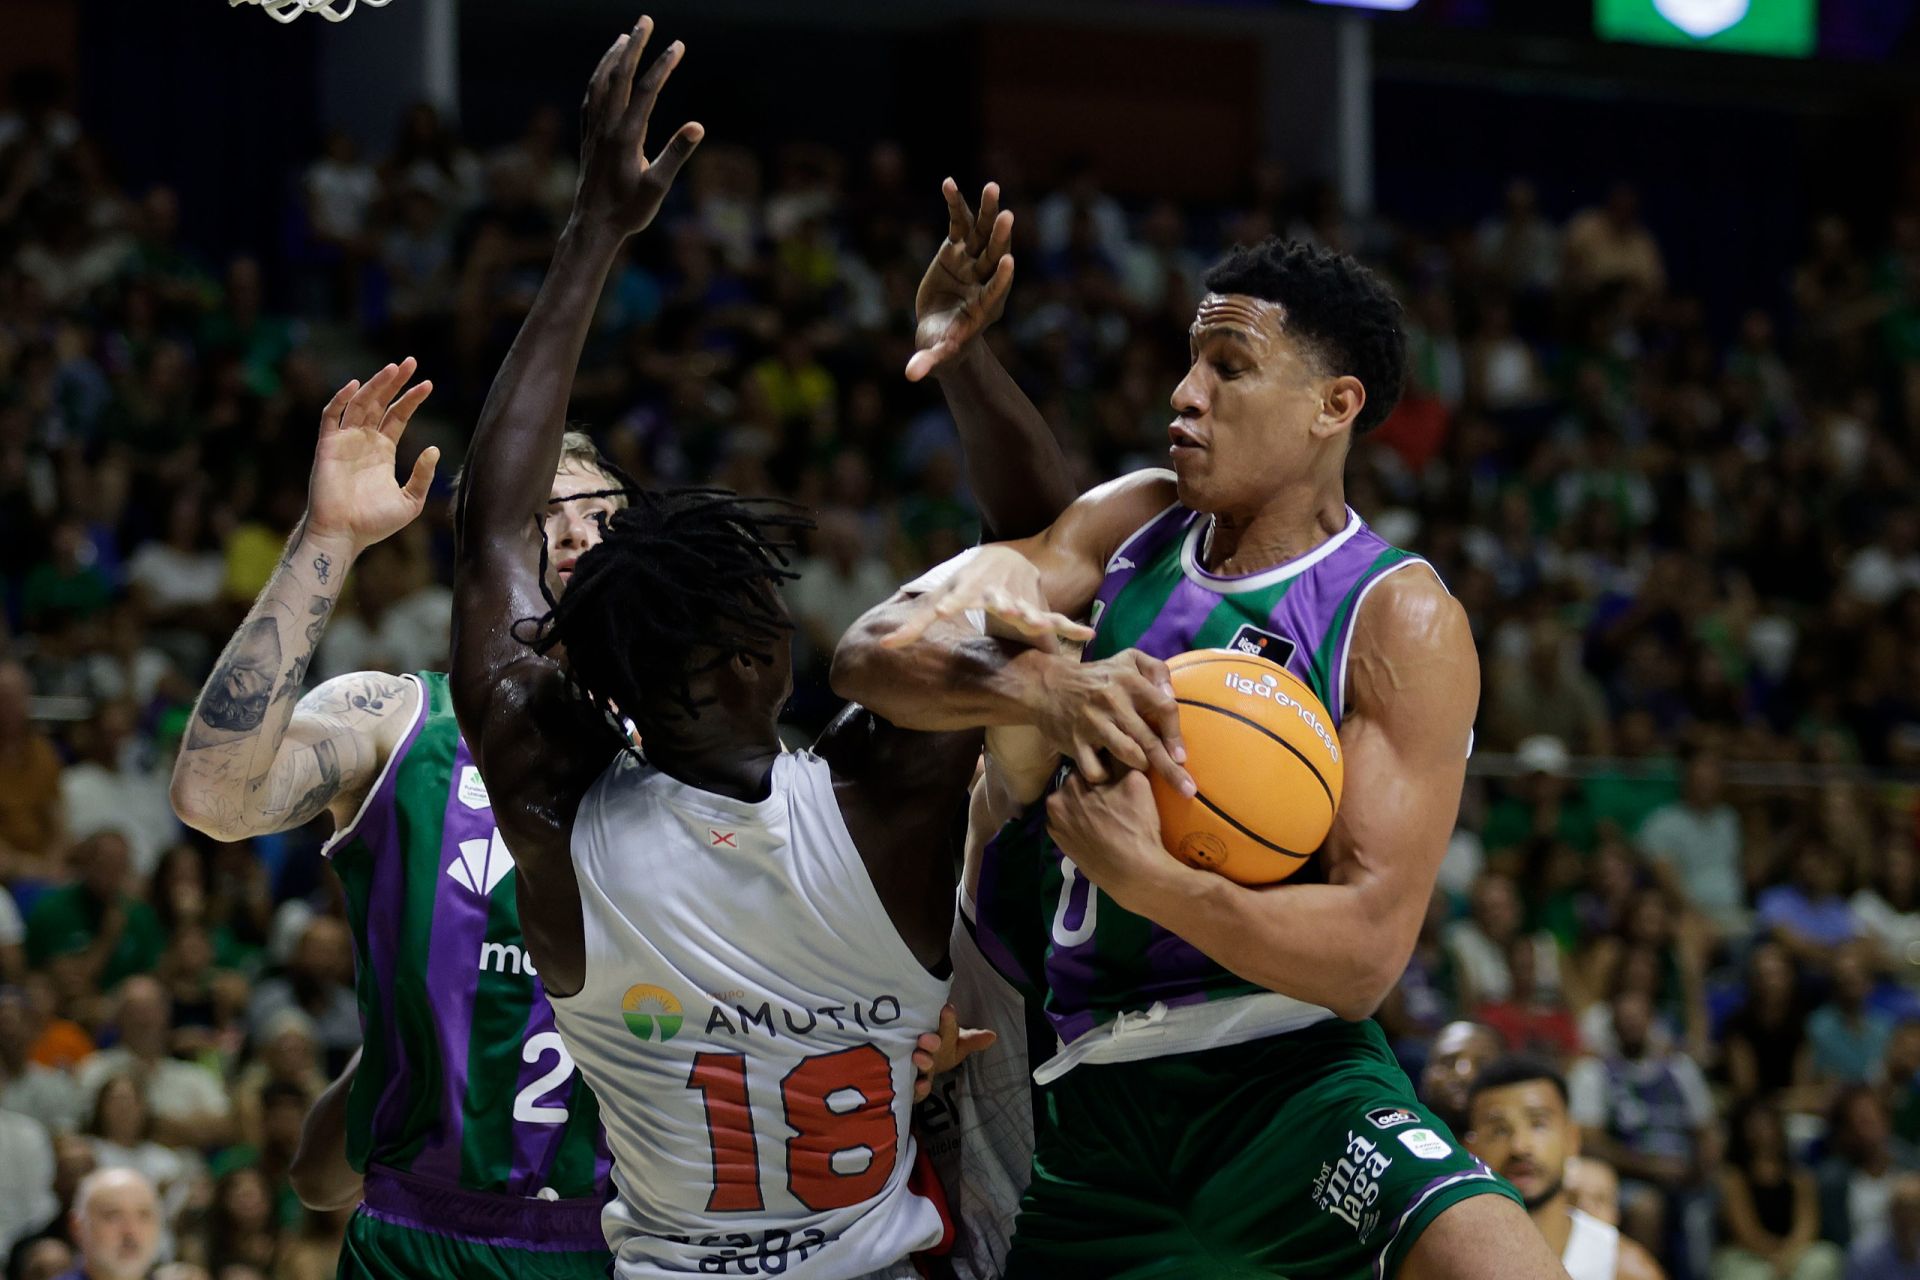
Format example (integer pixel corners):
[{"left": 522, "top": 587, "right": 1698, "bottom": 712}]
[{"left": 688, "top": 1046, "right": 897, "bottom": 1213}]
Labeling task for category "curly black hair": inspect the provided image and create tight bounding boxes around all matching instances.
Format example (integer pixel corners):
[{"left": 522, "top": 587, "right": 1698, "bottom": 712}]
[
  {"left": 528, "top": 487, "right": 814, "bottom": 727},
  {"left": 1202, "top": 238, "right": 1408, "bottom": 433}
]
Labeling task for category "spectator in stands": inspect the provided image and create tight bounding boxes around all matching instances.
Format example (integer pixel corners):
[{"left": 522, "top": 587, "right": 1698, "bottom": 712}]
[
  {"left": 1485, "top": 623, "right": 1611, "bottom": 755},
  {"left": 1569, "top": 990, "right": 1715, "bottom": 1258},
  {"left": 203, "top": 1169, "right": 275, "bottom": 1277},
  {"left": 1446, "top": 872, "right": 1563, "bottom": 1010},
  {"left": 81, "top": 1076, "right": 191, "bottom": 1224},
  {"left": 1720, "top": 942, "right": 1816, "bottom": 1108},
  {"left": 0, "top": 663, "right": 66, "bottom": 884},
  {"left": 1714, "top": 1098, "right": 1842, "bottom": 1280},
  {"left": 244, "top": 921, "right": 355, "bottom": 1072},
  {"left": 1422, "top": 1020, "right": 1503, "bottom": 1134},
  {"left": 0, "top": 988, "right": 81, "bottom": 1133},
  {"left": 25, "top": 835, "right": 162, "bottom": 991},
  {"left": 0, "top": 1096, "right": 57, "bottom": 1261},
  {"left": 1846, "top": 1173, "right": 1920, "bottom": 1280},
  {"left": 77, "top": 978, "right": 231, "bottom": 1149},
  {"left": 1761, "top": 841, "right": 1862, "bottom": 975},
  {"left": 1564, "top": 182, "right": 1665, "bottom": 303},
  {"left": 1568, "top": 1155, "right": 1624, "bottom": 1226},
  {"left": 1818, "top": 1086, "right": 1920, "bottom": 1251},
  {"left": 1637, "top": 744, "right": 1744, "bottom": 936},
  {"left": 1476, "top": 932, "right": 1581, "bottom": 1064},
  {"left": 787, "top": 507, "right": 899, "bottom": 668},
  {"left": 59, "top": 1167, "right": 160, "bottom": 1280},
  {"left": 1481, "top": 735, "right": 1597, "bottom": 864},
  {"left": 1476, "top": 178, "right": 1561, "bottom": 297},
  {"left": 1811, "top": 943, "right": 1898, "bottom": 1087},
  {"left": 60, "top": 703, "right": 178, "bottom": 880}
]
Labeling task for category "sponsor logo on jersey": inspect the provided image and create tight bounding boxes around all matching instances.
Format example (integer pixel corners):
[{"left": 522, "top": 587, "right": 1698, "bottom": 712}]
[
  {"left": 1227, "top": 623, "right": 1298, "bottom": 667},
  {"left": 622, "top": 984, "right": 685, "bottom": 1043},
  {"left": 1311, "top": 1131, "right": 1390, "bottom": 1241},
  {"left": 709, "top": 829, "right": 737, "bottom": 848},
  {"left": 1223, "top": 670, "right": 1340, "bottom": 765},
  {"left": 702, "top": 991, "right": 906, "bottom": 1040},
  {"left": 1399, "top": 1128, "right": 1453, "bottom": 1160},
  {"left": 456, "top": 765, "right": 492, "bottom": 811},
  {"left": 478, "top": 940, "right": 539, "bottom": 977},
  {"left": 1366, "top": 1106, "right": 1420, "bottom": 1130},
  {"left": 447, "top": 828, "right": 514, "bottom": 896}
]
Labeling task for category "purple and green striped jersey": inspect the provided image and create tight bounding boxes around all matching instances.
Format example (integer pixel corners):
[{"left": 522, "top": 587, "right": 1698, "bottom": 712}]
[
  {"left": 326, "top": 671, "right": 611, "bottom": 1201},
  {"left": 973, "top": 503, "right": 1432, "bottom": 1044}
]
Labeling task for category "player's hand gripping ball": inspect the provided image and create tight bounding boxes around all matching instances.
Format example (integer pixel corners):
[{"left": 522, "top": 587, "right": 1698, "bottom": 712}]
[{"left": 1147, "top": 649, "right": 1344, "bottom": 885}]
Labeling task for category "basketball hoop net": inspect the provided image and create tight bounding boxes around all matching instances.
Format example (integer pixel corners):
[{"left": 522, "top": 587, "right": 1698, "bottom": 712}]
[{"left": 230, "top": 0, "right": 392, "bottom": 22}]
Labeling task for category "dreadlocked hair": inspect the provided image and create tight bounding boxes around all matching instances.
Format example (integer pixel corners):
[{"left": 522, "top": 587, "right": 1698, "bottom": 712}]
[{"left": 528, "top": 487, "right": 814, "bottom": 725}]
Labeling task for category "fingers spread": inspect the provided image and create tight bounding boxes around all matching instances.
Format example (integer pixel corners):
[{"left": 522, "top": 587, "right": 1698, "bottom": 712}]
[
  {"left": 941, "top": 177, "right": 972, "bottom": 245},
  {"left": 382, "top": 378, "right": 434, "bottom": 439},
  {"left": 647, "top": 120, "right": 705, "bottom": 188},
  {"left": 320, "top": 380, "right": 358, "bottom": 431},
  {"left": 610, "top": 15, "right": 653, "bottom": 118}
]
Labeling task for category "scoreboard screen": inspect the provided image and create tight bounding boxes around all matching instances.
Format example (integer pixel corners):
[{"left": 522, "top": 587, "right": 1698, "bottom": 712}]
[{"left": 1595, "top": 0, "right": 1819, "bottom": 57}]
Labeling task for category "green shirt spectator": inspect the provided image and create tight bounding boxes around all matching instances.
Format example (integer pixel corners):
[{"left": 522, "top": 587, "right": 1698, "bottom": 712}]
[{"left": 25, "top": 832, "right": 165, "bottom": 988}]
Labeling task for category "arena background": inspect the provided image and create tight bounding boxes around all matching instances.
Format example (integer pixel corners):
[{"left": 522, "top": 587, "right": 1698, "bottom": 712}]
[{"left": 6, "top": 0, "right": 1920, "bottom": 1275}]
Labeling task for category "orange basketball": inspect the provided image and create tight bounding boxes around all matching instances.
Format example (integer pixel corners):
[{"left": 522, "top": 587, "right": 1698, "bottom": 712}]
[{"left": 1148, "top": 649, "right": 1345, "bottom": 886}]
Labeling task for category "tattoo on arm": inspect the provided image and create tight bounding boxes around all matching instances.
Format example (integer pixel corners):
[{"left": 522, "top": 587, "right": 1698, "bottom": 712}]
[
  {"left": 275, "top": 596, "right": 336, "bottom": 705},
  {"left": 312, "top": 551, "right": 332, "bottom": 584},
  {"left": 186, "top": 618, "right": 283, "bottom": 748}
]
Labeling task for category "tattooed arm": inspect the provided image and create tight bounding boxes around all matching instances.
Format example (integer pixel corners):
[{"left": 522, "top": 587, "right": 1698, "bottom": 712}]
[{"left": 171, "top": 364, "right": 439, "bottom": 841}]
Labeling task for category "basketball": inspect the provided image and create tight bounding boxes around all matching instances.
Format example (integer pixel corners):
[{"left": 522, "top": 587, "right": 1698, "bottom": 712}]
[{"left": 1148, "top": 649, "right": 1345, "bottom": 886}]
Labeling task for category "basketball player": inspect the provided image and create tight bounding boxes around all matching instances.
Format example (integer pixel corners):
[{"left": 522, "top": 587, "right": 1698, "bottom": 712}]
[
  {"left": 833, "top": 239, "right": 1567, "bottom": 1278},
  {"left": 1467, "top": 1058, "right": 1665, "bottom": 1280},
  {"left": 449, "top": 19, "right": 1100, "bottom": 1277},
  {"left": 171, "top": 361, "right": 627, "bottom": 1278}
]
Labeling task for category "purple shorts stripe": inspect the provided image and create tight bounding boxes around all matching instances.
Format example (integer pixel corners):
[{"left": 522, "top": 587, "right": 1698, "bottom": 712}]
[{"left": 362, "top": 1166, "right": 607, "bottom": 1252}]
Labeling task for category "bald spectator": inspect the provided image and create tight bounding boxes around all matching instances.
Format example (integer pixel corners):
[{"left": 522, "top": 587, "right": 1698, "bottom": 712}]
[
  {"left": 1422, "top": 1020, "right": 1503, "bottom": 1135},
  {"left": 1848, "top": 1173, "right": 1920, "bottom": 1279},
  {"left": 25, "top": 835, "right": 164, "bottom": 991},
  {"left": 77, "top": 979, "right": 231, "bottom": 1149},
  {"left": 0, "top": 663, "right": 66, "bottom": 883},
  {"left": 57, "top": 1168, "right": 160, "bottom": 1280},
  {"left": 245, "top": 920, "right": 357, "bottom": 1070}
]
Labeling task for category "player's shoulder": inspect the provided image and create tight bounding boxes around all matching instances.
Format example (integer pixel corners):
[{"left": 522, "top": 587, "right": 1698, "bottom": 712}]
[
  {"left": 1052, "top": 468, "right": 1179, "bottom": 555},
  {"left": 1351, "top": 557, "right": 1471, "bottom": 663},
  {"left": 1615, "top": 1233, "right": 1667, "bottom": 1280}
]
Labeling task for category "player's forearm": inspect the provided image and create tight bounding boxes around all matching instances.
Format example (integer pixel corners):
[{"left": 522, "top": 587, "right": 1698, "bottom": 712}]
[
  {"left": 291, "top": 1050, "right": 363, "bottom": 1211},
  {"left": 1105, "top": 857, "right": 1413, "bottom": 1021},
  {"left": 936, "top": 340, "right": 1076, "bottom": 541},
  {"left": 455, "top": 219, "right": 623, "bottom": 562},
  {"left": 831, "top": 607, "right": 1059, "bottom": 731},
  {"left": 170, "top": 521, "right": 357, "bottom": 838}
]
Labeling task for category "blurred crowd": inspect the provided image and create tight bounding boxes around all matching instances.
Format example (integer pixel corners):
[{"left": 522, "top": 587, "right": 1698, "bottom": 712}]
[{"left": 6, "top": 48, "right": 1920, "bottom": 1280}]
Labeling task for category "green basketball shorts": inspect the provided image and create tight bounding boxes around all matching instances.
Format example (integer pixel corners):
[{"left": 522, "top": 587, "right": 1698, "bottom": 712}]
[{"left": 1004, "top": 1017, "right": 1521, "bottom": 1278}]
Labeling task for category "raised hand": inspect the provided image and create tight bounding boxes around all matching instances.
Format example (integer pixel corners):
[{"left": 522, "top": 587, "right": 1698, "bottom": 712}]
[
  {"left": 304, "top": 359, "right": 437, "bottom": 556},
  {"left": 905, "top": 179, "right": 1016, "bottom": 382},
  {"left": 574, "top": 14, "right": 705, "bottom": 239}
]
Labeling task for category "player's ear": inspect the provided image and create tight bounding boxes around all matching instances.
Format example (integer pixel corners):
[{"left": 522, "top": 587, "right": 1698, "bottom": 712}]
[{"left": 1314, "top": 374, "right": 1366, "bottom": 439}]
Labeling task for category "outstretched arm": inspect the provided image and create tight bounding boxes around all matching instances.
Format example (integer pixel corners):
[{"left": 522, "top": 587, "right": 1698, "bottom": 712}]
[
  {"left": 170, "top": 365, "right": 436, "bottom": 841},
  {"left": 450, "top": 16, "right": 701, "bottom": 997},
  {"left": 1040, "top": 569, "right": 1475, "bottom": 1022},
  {"left": 906, "top": 179, "right": 1073, "bottom": 541}
]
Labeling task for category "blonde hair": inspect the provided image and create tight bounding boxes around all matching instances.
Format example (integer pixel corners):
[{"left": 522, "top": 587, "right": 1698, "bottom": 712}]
[{"left": 454, "top": 429, "right": 626, "bottom": 508}]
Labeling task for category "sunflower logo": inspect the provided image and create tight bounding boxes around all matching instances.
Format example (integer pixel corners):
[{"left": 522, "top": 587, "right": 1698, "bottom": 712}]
[{"left": 621, "top": 984, "right": 685, "bottom": 1043}]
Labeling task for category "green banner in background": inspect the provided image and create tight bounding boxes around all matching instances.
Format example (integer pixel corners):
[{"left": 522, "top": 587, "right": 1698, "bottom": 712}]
[{"left": 1596, "top": 0, "right": 1818, "bottom": 57}]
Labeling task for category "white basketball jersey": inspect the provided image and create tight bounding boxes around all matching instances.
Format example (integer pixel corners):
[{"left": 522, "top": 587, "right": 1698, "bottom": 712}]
[
  {"left": 553, "top": 750, "right": 951, "bottom": 1279},
  {"left": 920, "top": 899, "right": 1034, "bottom": 1280},
  {"left": 1562, "top": 1207, "right": 1622, "bottom": 1280}
]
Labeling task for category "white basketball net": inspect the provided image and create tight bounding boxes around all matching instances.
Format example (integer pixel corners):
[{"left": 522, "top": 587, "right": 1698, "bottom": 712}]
[{"left": 231, "top": 0, "right": 392, "bottom": 23}]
